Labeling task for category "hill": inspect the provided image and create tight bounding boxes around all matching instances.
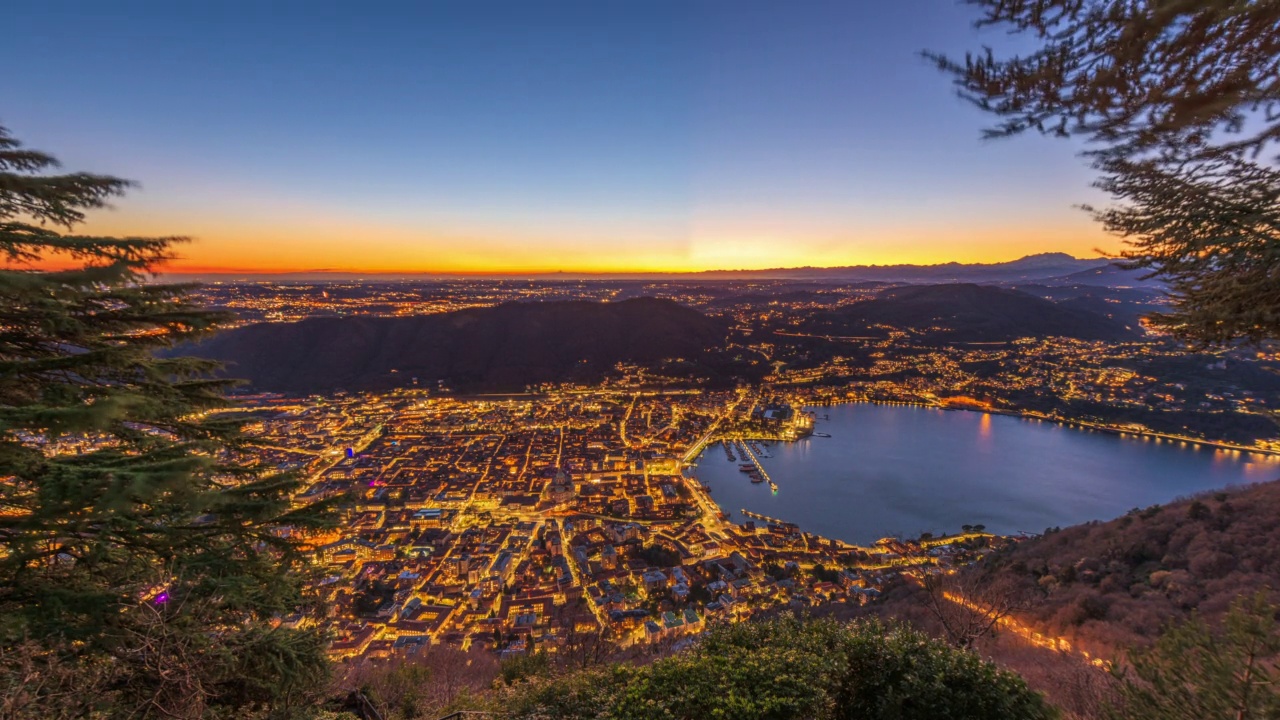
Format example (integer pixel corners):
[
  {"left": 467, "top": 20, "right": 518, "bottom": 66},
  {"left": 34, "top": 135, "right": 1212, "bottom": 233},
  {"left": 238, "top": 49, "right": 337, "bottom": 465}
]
[
  {"left": 982, "top": 479, "right": 1280, "bottom": 652},
  {"left": 186, "top": 298, "right": 725, "bottom": 393},
  {"left": 1039, "top": 263, "right": 1168, "bottom": 289},
  {"left": 855, "top": 477, "right": 1280, "bottom": 716},
  {"left": 1013, "top": 284, "right": 1165, "bottom": 329},
  {"left": 804, "top": 283, "right": 1140, "bottom": 342}
]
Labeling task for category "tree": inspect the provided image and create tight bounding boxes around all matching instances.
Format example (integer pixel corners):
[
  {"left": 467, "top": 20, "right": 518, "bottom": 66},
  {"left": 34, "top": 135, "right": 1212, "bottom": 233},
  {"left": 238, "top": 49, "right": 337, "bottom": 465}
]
[
  {"left": 1091, "top": 151, "right": 1280, "bottom": 344},
  {"left": 1109, "top": 592, "right": 1280, "bottom": 720},
  {"left": 930, "top": 1, "right": 1280, "bottom": 344},
  {"left": 341, "top": 647, "right": 500, "bottom": 720},
  {"left": 503, "top": 615, "right": 1057, "bottom": 720},
  {"left": 0, "top": 125, "right": 332, "bottom": 717},
  {"left": 913, "top": 567, "right": 1033, "bottom": 649},
  {"left": 552, "top": 597, "right": 618, "bottom": 671}
]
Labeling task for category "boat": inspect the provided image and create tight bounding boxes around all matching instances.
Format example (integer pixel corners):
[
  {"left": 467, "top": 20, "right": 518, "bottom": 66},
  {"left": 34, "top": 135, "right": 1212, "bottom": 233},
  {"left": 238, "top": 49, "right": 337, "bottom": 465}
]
[
  {"left": 750, "top": 475, "right": 765, "bottom": 484},
  {"left": 814, "top": 432, "right": 831, "bottom": 438},
  {"left": 739, "top": 464, "right": 755, "bottom": 472}
]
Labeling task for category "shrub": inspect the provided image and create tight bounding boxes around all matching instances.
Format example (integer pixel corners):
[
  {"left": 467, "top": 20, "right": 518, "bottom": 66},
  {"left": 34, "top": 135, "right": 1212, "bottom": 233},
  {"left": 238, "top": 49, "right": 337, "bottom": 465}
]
[{"left": 503, "top": 615, "right": 1057, "bottom": 720}]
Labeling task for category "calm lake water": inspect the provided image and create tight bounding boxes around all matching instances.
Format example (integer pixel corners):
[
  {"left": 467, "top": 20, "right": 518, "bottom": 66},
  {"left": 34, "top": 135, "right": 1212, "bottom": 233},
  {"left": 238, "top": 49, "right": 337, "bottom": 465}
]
[{"left": 693, "top": 404, "right": 1280, "bottom": 545}]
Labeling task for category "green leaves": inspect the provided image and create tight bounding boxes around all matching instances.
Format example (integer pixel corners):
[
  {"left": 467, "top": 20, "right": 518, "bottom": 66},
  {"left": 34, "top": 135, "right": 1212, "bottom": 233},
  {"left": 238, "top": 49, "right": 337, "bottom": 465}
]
[
  {"left": 504, "top": 615, "right": 1057, "bottom": 720},
  {"left": 1110, "top": 592, "right": 1280, "bottom": 720},
  {"left": 933, "top": 1, "right": 1280, "bottom": 345},
  {"left": 0, "top": 124, "right": 331, "bottom": 717},
  {"left": 1094, "top": 152, "right": 1280, "bottom": 345}
]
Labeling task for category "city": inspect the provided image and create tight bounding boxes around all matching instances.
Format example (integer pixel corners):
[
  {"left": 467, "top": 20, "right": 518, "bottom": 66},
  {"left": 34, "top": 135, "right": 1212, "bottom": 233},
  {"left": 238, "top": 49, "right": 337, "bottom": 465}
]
[
  {"left": 237, "top": 386, "right": 1009, "bottom": 661},
  {"left": 7, "top": 1, "right": 1280, "bottom": 717}
]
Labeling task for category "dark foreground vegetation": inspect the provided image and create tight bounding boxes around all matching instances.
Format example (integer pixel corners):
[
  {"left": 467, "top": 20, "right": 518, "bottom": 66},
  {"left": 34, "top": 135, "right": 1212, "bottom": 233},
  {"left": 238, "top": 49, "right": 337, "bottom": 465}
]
[
  {"left": 331, "top": 616, "right": 1056, "bottom": 720},
  {"left": 330, "top": 589, "right": 1280, "bottom": 720},
  {"left": 498, "top": 616, "right": 1054, "bottom": 720}
]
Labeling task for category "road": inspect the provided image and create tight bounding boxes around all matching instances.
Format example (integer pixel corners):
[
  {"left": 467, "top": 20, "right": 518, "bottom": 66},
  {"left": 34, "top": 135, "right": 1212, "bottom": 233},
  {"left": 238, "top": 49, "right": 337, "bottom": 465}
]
[{"left": 678, "top": 389, "right": 749, "bottom": 535}]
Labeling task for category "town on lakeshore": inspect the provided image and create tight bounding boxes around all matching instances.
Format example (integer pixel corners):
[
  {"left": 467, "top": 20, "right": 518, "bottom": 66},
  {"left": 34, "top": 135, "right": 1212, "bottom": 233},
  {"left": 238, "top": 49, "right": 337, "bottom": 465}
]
[
  {"left": 34, "top": 275, "right": 1280, "bottom": 668},
  {"left": 244, "top": 386, "right": 1008, "bottom": 661},
  {"left": 11, "top": 4, "right": 1280, "bottom": 717},
  {"left": 152, "top": 276, "right": 1277, "bottom": 665}
]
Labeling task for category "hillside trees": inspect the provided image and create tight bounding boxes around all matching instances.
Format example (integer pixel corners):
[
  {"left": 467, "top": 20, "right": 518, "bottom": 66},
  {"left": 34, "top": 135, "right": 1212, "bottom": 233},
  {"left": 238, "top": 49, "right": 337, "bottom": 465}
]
[
  {"left": 913, "top": 566, "right": 1035, "bottom": 649},
  {"left": 502, "top": 615, "right": 1057, "bottom": 720},
  {"left": 0, "top": 125, "right": 332, "bottom": 717},
  {"left": 932, "top": 1, "right": 1280, "bottom": 344},
  {"left": 1109, "top": 593, "right": 1280, "bottom": 720}
]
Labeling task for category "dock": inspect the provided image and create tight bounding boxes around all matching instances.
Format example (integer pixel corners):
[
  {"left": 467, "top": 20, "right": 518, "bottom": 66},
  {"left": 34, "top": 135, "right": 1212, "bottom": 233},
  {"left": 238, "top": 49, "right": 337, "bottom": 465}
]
[
  {"left": 739, "top": 508, "right": 794, "bottom": 526},
  {"left": 736, "top": 438, "right": 777, "bottom": 491}
]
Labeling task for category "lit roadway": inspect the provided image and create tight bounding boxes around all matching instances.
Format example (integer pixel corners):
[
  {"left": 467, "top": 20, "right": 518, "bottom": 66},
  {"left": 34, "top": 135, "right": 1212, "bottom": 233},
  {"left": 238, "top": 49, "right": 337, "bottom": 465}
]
[
  {"left": 619, "top": 394, "right": 638, "bottom": 447},
  {"left": 679, "top": 389, "right": 748, "bottom": 536}
]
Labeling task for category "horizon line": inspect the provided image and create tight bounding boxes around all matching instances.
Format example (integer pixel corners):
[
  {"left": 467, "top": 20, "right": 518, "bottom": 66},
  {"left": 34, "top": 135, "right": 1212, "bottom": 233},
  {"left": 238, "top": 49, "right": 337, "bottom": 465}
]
[{"left": 153, "top": 251, "right": 1117, "bottom": 279}]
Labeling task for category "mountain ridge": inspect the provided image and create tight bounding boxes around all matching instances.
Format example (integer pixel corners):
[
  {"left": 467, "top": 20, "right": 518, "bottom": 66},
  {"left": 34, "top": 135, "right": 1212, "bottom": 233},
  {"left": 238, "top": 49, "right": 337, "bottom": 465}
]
[
  {"left": 184, "top": 297, "right": 726, "bottom": 394},
  {"left": 160, "top": 253, "right": 1116, "bottom": 283},
  {"left": 804, "top": 283, "right": 1140, "bottom": 342}
]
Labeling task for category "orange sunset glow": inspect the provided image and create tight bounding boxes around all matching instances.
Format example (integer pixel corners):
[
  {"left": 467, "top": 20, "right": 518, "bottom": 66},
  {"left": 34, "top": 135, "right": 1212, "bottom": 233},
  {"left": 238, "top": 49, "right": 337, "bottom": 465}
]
[{"left": 69, "top": 206, "right": 1114, "bottom": 275}]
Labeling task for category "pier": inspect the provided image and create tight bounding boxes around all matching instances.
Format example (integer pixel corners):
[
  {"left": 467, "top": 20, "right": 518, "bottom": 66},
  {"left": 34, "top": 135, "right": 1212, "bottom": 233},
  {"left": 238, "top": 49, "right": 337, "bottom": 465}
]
[
  {"left": 736, "top": 438, "right": 777, "bottom": 491},
  {"left": 739, "top": 508, "right": 793, "bottom": 526}
]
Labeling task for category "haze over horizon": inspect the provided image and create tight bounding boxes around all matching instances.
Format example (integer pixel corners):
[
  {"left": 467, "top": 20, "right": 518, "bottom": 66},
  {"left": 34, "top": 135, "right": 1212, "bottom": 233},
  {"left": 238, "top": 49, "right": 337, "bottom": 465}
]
[
  {"left": 155, "top": 250, "right": 1113, "bottom": 282},
  {"left": 6, "top": 0, "right": 1117, "bottom": 274}
]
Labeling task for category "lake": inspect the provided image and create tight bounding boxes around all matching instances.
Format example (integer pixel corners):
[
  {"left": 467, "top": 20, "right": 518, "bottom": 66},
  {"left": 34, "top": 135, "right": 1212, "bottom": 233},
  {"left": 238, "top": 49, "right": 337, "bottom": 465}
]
[{"left": 692, "top": 403, "right": 1280, "bottom": 545}]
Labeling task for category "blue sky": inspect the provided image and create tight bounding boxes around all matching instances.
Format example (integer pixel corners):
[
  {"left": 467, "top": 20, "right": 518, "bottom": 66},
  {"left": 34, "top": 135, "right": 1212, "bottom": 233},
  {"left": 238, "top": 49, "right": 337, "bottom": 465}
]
[{"left": 3, "top": 0, "right": 1113, "bottom": 272}]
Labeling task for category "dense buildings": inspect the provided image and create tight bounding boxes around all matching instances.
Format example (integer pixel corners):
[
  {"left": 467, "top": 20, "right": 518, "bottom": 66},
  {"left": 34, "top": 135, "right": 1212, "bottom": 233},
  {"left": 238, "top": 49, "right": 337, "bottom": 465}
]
[
  {"left": 241, "top": 388, "right": 999, "bottom": 662},
  {"left": 181, "top": 278, "right": 1280, "bottom": 662}
]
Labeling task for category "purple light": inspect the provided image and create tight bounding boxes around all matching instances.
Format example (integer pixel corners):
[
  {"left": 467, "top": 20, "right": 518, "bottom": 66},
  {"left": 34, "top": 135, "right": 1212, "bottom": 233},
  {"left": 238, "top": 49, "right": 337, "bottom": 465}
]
[{"left": 153, "top": 591, "right": 170, "bottom": 605}]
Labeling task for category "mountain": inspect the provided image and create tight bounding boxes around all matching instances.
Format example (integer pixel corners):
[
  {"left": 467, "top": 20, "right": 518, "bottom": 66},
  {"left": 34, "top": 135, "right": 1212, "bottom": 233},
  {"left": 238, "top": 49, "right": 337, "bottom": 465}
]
[
  {"left": 185, "top": 298, "right": 725, "bottom": 393},
  {"left": 990, "top": 479, "right": 1280, "bottom": 649},
  {"left": 163, "top": 254, "right": 1114, "bottom": 284},
  {"left": 670, "top": 253, "right": 1115, "bottom": 283},
  {"left": 1037, "top": 262, "right": 1168, "bottom": 289},
  {"left": 804, "top": 283, "right": 1140, "bottom": 342}
]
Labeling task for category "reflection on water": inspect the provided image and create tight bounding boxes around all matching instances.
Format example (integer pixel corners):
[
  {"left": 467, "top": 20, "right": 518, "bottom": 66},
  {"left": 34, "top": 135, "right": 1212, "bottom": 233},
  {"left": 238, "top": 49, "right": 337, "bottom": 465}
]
[{"left": 694, "top": 404, "right": 1280, "bottom": 545}]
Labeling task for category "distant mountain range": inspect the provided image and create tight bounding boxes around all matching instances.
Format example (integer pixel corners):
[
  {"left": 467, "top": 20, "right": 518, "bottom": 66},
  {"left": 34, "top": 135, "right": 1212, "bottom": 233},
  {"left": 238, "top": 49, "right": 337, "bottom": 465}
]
[
  {"left": 803, "top": 284, "right": 1140, "bottom": 343},
  {"left": 163, "top": 253, "right": 1117, "bottom": 284},
  {"left": 686, "top": 253, "right": 1115, "bottom": 283},
  {"left": 186, "top": 297, "right": 725, "bottom": 394}
]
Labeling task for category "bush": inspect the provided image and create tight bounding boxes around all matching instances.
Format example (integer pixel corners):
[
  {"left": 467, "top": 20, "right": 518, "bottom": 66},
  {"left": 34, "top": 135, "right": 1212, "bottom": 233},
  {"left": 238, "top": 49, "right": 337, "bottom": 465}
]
[{"left": 502, "top": 615, "right": 1057, "bottom": 719}]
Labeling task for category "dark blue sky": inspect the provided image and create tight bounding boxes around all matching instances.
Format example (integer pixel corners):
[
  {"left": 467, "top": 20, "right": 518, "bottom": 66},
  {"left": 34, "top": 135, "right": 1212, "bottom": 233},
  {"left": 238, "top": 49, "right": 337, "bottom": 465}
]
[{"left": 4, "top": 1, "right": 1111, "bottom": 272}]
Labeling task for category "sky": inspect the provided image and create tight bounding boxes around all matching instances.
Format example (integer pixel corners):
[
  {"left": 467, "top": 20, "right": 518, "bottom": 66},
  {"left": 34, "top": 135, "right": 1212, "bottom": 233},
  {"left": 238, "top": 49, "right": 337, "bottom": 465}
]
[{"left": 4, "top": 0, "right": 1117, "bottom": 274}]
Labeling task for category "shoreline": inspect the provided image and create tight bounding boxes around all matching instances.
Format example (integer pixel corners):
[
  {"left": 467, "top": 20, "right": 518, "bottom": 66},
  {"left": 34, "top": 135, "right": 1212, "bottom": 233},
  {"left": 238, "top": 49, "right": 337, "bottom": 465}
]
[
  {"left": 802, "top": 398, "right": 1280, "bottom": 459},
  {"left": 684, "top": 400, "right": 1280, "bottom": 547}
]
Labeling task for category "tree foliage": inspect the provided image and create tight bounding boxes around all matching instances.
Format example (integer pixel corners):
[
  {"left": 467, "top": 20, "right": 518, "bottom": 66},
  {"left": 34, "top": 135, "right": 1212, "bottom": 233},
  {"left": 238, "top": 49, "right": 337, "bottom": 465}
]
[
  {"left": 1109, "top": 592, "right": 1280, "bottom": 720},
  {"left": 1092, "top": 151, "right": 1280, "bottom": 344},
  {"left": 931, "top": 1, "right": 1280, "bottom": 344},
  {"left": 502, "top": 615, "right": 1057, "bottom": 720},
  {"left": 0, "top": 125, "right": 332, "bottom": 718}
]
